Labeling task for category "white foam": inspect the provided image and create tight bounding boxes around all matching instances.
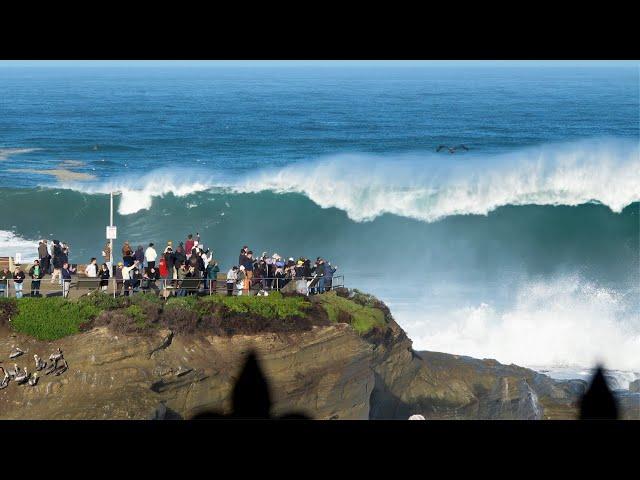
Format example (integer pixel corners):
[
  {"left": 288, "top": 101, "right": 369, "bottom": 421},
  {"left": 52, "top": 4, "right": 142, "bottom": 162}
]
[
  {"left": 53, "top": 138, "right": 639, "bottom": 219},
  {"left": 0, "top": 230, "right": 40, "bottom": 263},
  {"left": 0, "top": 147, "right": 41, "bottom": 161},
  {"left": 234, "top": 137, "right": 639, "bottom": 222},
  {"left": 400, "top": 274, "right": 640, "bottom": 371}
]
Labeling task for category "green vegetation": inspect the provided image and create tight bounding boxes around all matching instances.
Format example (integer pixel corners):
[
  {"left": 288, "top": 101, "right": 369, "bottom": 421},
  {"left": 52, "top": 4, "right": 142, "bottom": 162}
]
[
  {"left": 10, "top": 297, "right": 101, "bottom": 340},
  {"left": 200, "top": 292, "right": 310, "bottom": 319},
  {"left": 1, "top": 290, "right": 389, "bottom": 340},
  {"left": 314, "top": 290, "right": 386, "bottom": 334}
]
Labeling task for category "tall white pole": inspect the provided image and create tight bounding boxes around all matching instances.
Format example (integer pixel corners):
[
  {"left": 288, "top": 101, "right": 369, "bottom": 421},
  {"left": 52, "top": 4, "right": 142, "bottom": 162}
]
[{"left": 110, "top": 191, "right": 115, "bottom": 297}]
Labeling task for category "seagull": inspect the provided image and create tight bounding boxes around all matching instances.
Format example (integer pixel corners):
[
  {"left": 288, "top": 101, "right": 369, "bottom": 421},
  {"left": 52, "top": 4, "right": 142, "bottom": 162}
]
[
  {"left": 9, "top": 346, "right": 24, "bottom": 359},
  {"left": 34, "top": 355, "right": 47, "bottom": 371},
  {"left": 49, "top": 348, "right": 63, "bottom": 363},
  {"left": 28, "top": 373, "right": 39, "bottom": 386},
  {"left": 15, "top": 367, "right": 29, "bottom": 385},
  {"left": 436, "top": 145, "right": 469, "bottom": 154}
]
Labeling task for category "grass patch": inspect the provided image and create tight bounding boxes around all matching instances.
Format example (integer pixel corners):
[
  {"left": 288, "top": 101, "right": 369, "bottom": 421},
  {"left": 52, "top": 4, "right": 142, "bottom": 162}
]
[
  {"left": 314, "top": 290, "right": 386, "bottom": 335},
  {"left": 11, "top": 297, "right": 101, "bottom": 340},
  {"left": 5, "top": 290, "right": 386, "bottom": 340},
  {"left": 201, "top": 292, "right": 311, "bottom": 320}
]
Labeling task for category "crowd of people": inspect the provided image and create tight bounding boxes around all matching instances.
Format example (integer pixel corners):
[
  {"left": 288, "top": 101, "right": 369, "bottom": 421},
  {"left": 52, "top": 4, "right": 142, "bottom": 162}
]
[{"left": 1, "top": 233, "right": 338, "bottom": 299}]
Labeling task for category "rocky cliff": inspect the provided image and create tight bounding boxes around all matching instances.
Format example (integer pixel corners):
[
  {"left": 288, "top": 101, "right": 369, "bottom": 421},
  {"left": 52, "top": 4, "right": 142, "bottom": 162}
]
[{"left": 1, "top": 291, "right": 637, "bottom": 420}]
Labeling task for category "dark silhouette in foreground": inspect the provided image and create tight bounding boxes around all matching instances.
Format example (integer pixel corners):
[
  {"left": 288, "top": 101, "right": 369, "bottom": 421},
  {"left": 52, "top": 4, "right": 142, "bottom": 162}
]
[
  {"left": 191, "top": 351, "right": 310, "bottom": 419},
  {"left": 190, "top": 352, "right": 619, "bottom": 420},
  {"left": 579, "top": 365, "right": 619, "bottom": 419}
]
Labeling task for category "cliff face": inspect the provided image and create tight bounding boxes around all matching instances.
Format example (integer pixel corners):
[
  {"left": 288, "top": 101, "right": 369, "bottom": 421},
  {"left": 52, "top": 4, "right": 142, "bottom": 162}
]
[
  {"left": 366, "top": 317, "right": 589, "bottom": 420},
  {"left": 0, "top": 296, "right": 637, "bottom": 420},
  {"left": 0, "top": 324, "right": 373, "bottom": 419}
]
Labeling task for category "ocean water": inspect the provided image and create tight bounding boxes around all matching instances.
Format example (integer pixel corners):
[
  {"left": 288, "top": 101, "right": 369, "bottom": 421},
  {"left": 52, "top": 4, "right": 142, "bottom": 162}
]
[{"left": 1, "top": 61, "right": 638, "bottom": 379}]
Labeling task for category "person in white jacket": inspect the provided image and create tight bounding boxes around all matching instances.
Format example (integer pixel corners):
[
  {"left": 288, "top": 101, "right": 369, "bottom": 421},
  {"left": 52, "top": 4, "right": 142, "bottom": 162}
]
[
  {"left": 145, "top": 243, "right": 158, "bottom": 269},
  {"left": 226, "top": 266, "right": 238, "bottom": 297},
  {"left": 84, "top": 257, "right": 98, "bottom": 277}
]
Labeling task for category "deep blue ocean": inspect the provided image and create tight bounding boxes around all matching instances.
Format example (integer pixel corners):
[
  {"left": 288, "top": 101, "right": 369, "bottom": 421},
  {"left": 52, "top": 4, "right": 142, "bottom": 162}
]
[{"left": 0, "top": 61, "right": 638, "bottom": 374}]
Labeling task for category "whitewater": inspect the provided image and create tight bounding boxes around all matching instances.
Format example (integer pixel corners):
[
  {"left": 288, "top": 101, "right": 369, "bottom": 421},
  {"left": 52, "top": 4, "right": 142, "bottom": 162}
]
[{"left": 55, "top": 138, "right": 640, "bottom": 221}]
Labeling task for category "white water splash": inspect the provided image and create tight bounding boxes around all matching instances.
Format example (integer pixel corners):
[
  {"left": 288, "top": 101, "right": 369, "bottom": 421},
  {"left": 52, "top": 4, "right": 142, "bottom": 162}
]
[{"left": 401, "top": 274, "right": 640, "bottom": 371}]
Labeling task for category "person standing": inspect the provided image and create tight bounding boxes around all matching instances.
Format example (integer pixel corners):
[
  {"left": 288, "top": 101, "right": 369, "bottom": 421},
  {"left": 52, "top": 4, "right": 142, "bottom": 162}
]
[
  {"left": 13, "top": 266, "right": 25, "bottom": 299},
  {"left": 84, "top": 257, "right": 98, "bottom": 278},
  {"left": 185, "top": 234, "right": 195, "bottom": 260},
  {"left": 0, "top": 267, "right": 10, "bottom": 297},
  {"left": 145, "top": 243, "right": 157, "bottom": 269},
  {"left": 122, "top": 241, "right": 134, "bottom": 267},
  {"left": 50, "top": 239, "right": 64, "bottom": 284},
  {"left": 242, "top": 251, "right": 254, "bottom": 294},
  {"left": 324, "top": 262, "right": 337, "bottom": 292},
  {"left": 28, "top": 260, "right": 43, "bottom": 297},
  {"left": 226, "top": 266, "right": 237, "bottom": 296},
  {"left": 102, "top": 242, "right": 112, "bottom": 275},
  {"left": 236, "top": 265, "right": 246, "bottom": 296},
  {"left": 115, "top": 262, "right": 124, "bottom": 296},
  {"left": 99, "top": 263, "right": 110, "bottom": 292},
  {"left": 163, "top": 244, "right": 175, "bottom": 282},
  {"left": 39, "top": 240, "right": 50, "bottom": 275},
  {"left": 134, "top": 245, "right": 145, "bottom": 268},
  {"left": 61, "top": 262, "right": 76, "bottom": 298},
  {"left": 206, "top": 258, "right": 220, "bottom": 294}
]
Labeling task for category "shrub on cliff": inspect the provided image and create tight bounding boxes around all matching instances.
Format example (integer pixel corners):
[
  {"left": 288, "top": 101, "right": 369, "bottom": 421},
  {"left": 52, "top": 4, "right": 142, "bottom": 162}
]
[
  {"left": 313, "top": 290, "right": 386, "bottom": 334},
  {"left": 0, "top": 298, "right": 18, "bottom": 327},
  {"left": 200, "top": 292, "right": 311, "bottom": 319},
  {"left": 11, "top": 297, "right": 101, "bottom": 340}
]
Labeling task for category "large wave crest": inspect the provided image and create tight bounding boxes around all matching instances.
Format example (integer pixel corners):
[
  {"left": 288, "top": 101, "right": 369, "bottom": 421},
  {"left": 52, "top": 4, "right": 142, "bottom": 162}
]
[{"left": 57, "top": 138, "right": 639, "bottom": 220}]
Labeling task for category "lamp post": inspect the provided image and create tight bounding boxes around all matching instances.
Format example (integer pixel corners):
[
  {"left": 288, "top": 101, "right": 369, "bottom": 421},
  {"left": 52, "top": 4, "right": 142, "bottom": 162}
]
[{"left": 109, "top": 191, "right": 121, "bottom": 297}]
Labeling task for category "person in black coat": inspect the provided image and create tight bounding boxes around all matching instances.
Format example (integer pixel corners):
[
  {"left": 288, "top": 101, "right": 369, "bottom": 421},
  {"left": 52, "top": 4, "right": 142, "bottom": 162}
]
[
  {"left": 99, "top": 263, "right": 110, "bottom": 292},
  {"left": 28, "top": 259, "right": 44, "bottom": 296},
  {"left": 50, "top": 240, "right": 64, "bottom": 284}
]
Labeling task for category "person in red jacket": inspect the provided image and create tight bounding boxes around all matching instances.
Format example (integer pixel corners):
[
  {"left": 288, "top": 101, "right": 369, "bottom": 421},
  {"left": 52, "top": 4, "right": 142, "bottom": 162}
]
[{"left": 185, "top": 234, "right": 195, "bottom": 259}]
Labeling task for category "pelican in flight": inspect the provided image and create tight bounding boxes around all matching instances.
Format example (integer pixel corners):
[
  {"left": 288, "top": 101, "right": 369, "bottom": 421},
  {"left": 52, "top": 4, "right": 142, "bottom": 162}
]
[{"left": 436, "top": 145, "right": 469, "bottom": 154}]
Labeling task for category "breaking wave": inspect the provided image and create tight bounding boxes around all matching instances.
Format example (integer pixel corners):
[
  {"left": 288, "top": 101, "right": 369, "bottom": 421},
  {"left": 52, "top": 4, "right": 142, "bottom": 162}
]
[{"left": 53, "top": 138, "right": 639, "bottom": 220}]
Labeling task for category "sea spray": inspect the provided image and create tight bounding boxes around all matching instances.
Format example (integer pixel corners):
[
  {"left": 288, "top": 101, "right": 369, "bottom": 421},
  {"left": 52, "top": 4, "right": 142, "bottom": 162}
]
[{"left": 401, "top": 274, "right": 640, "bottom": 371}]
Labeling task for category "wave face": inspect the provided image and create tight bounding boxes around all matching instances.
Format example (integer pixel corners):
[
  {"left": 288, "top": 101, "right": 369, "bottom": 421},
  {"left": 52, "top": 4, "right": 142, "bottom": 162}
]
[
  {"left": 54, "top": 138, "right": 640, "bottom": 221},
  {"left": 1, "top": 180, "right": 638, "bottom": 371}
]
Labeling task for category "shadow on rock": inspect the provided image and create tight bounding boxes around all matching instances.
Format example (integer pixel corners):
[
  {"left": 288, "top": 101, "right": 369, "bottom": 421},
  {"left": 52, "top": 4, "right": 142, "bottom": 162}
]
[
  {"left": 190, "top": 351, "right": 311, "bottom": 420},
  {"left": 579, "top": 365, "right": 618, "bottom": 420}
]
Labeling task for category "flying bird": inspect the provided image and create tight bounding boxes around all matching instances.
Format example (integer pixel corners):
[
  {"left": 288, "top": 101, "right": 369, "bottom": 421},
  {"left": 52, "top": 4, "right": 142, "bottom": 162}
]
[{"left": 436, "top": 145, "right": 469, "bottom": 154}]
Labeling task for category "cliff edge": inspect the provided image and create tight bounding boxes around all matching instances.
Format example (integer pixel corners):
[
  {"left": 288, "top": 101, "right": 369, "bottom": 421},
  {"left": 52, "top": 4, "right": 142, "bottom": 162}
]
[{"left": 0, "top": 290, "right": 636, "bottom": 419}]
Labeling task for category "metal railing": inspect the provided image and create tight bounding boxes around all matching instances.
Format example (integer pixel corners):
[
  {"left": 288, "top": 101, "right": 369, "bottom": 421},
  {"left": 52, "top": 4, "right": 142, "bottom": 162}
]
[{"left": 0, "top": 275, "right": 345, "bottom": 299}]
